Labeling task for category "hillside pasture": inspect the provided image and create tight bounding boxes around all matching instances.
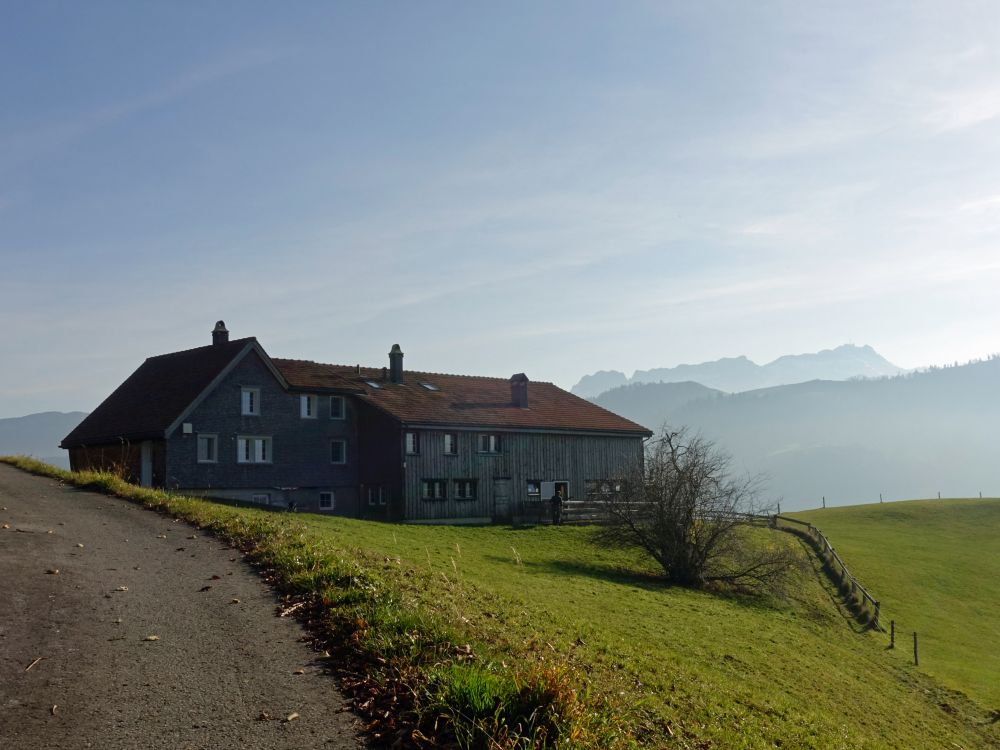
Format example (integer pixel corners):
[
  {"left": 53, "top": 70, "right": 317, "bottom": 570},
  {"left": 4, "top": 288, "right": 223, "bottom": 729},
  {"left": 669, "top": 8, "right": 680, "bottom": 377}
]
[
  {"left": 795, "top": 498, "right": 1000, "bottom": 709},
  {"left": 2, "top": 458, "right": 996, "bottom": 748}
]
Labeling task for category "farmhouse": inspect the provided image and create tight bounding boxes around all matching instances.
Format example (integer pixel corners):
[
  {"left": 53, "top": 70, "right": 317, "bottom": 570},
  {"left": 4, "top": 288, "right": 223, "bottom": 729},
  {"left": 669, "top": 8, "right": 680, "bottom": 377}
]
[{"left": 61, "top": 322, "right": 651, "bottom": 522}]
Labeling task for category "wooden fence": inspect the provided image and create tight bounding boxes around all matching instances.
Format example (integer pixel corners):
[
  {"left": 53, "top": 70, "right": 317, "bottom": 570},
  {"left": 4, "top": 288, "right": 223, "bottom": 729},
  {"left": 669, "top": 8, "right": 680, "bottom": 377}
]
[{"left": 773, "top": 514, "right": 882, "bottom": 629}]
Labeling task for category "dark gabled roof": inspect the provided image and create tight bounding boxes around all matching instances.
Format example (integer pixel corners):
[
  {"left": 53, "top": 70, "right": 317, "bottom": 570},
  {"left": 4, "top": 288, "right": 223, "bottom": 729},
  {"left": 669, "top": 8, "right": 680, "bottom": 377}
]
[
  {"left": 273, "top": 360, "right": 652, "bottom": 436},
  {"left": 61, "top": 338, "right": 256, "bottom": 448}
]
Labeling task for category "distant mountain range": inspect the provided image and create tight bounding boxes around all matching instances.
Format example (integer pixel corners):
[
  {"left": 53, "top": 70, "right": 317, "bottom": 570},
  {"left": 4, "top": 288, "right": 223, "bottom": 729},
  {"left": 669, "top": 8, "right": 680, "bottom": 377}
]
[
  {"left": 571, "top": 344, "right": 904, "bottom": 398},
  {"left": 591, "top": 357, "right": 1000, "bottom": 510},
  {"left": 0, "top": 411, "right": 87, "bottom": 469}
]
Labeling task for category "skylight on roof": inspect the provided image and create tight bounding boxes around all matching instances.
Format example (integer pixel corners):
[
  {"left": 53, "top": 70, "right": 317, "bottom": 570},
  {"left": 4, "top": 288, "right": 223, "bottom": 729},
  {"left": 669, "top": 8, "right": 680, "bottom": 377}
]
[
  {"left": 419, "top": 382, "right": 439, "bottom": 391},
  {"left": 365, "top": 381, "right": 381, "bottom": 389}
]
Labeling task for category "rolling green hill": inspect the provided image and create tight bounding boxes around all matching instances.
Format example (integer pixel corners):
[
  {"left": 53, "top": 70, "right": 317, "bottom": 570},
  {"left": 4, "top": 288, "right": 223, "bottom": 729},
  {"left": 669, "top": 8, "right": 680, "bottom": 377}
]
[
  {"left": 795, "top": 498, "right": 1000, "bottom": 710},
  {"left": 3, "top": 457, "right": 997, "bottom": 748}
]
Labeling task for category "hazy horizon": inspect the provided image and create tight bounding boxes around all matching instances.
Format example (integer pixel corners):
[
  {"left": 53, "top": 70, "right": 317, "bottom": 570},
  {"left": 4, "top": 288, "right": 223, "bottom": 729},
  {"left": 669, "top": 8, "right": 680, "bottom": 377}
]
[{"left": 4, "top": 3, "right": 1000, "bottom": 416}]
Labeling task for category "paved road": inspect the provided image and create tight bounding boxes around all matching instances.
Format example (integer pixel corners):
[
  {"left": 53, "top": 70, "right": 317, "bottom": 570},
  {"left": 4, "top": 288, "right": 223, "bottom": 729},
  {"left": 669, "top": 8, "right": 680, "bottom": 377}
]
[{"left": 0, "top": 464, "right": 363, "bottom": 749}]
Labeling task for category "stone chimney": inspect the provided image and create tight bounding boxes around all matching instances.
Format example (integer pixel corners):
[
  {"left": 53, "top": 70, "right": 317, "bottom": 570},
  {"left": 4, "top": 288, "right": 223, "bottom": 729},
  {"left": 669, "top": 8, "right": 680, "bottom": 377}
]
[
  {"left": 389, "top": 344, "right": 404, "bottom": 384},
  {"left": 212, "top": 320, "right": 229, "bottom": 347},
  {"left": 510, "top": 373, "right": 529, "bottom": 407}
]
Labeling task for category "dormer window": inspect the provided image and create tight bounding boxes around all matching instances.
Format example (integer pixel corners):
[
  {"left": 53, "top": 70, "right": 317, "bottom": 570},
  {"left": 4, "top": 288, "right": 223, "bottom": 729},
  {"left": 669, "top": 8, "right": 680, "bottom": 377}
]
[
  {"left": 241, "top": 388, "right": 260, "bottom": 416},
  {"left": 300, "top": 394, "right": 317, "bottom": 419}
]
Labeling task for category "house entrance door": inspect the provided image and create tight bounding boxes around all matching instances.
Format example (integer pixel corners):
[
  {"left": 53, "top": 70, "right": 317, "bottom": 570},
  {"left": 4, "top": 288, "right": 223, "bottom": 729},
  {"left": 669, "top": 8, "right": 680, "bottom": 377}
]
[
  {"left": 140, "top": 441, "right": 153, "bottom": 487},
  {"left": 493, "top": 478, "right": 512, "bottom": 521}
]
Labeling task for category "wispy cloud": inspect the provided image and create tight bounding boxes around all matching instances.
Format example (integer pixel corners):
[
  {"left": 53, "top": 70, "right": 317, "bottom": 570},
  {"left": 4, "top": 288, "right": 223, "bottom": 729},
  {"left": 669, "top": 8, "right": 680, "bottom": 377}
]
[{"left": 0, "top": 47, "right": 287, "bottom": 167}]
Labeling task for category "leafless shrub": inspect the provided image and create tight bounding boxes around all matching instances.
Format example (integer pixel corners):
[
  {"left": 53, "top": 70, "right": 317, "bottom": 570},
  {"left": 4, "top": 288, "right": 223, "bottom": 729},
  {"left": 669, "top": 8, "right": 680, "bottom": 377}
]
[{"left": 598, "top": 426, "right": 796, "bottom": 591}]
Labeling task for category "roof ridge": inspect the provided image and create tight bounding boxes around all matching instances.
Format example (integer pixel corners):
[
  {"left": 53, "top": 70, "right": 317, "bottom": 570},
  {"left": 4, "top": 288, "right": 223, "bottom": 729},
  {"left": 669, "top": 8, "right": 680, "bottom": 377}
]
[
  {"left": 147, "top": 337, "right": 256, "bottom": 360},
  {"left": 271, "top": 357, "right": 554, "bottom": 385}
]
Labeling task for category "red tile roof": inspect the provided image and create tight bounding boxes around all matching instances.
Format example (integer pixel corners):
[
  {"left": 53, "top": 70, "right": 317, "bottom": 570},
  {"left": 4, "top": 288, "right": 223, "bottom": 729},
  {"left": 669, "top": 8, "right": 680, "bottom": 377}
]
[
  {"left": 272, "top": 359, "right": 652, "bottom": 435},
  {"left": 62, "top": 339, "right": 256, "bottom": 447},
  {"left": 62, "top": 338, "right": 650, "bottom": 448}
]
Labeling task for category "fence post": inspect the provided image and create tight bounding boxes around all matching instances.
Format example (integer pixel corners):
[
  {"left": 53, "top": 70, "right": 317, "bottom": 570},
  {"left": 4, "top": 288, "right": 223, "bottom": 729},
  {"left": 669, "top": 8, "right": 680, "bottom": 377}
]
[
  {"left": 890, "top": 619, "right": 894, "bottom": 648},
  {"left": 822, "top": 495, "right": 826, "bottom": 509},
  {"left": 913, "top": 632, "right": 919, "bottom": 666},
  {"left": 879, "top": 493, "right": 883, "bottom": 503},
  {"left": 873, "top": 600, "right": 880, "bottom": 629}
]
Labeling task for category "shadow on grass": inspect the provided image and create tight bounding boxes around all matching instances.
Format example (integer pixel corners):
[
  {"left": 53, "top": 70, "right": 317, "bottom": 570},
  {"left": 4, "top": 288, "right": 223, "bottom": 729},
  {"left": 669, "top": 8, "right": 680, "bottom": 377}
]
[
  {"left": 787, "top": 532, "right": 872, "bottom": 634},
  {"left": 483, "top": 554, "right": 791, "bottom": 614}
]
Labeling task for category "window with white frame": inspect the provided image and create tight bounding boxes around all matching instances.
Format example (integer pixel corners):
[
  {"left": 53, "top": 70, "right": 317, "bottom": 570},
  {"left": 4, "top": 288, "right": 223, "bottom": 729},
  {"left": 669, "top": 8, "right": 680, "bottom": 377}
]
[
  {"left": 454, "top": 479, "right": 476, "bottom": 500},
  {"left": 421, "top": 479, "right": 447, "bottom": 501},
  {"left": 300, "top": 394, "right": 317, "bottom": 418},
  {"left": 527, "top": 480, "right": 541, "bottom": 498},
  {"left": 329, "top": 395, "right": 345, "bottom": 419},
  {"left": 241, "top": 387, "right": 260, "bottom": 415},
  {"left": 405, "top": 431, "right": 420, "bottom": 455},
  {"left": 367, "top": 485, "right": 386, "bottom": 506},
  {"left": 251, "top": 493, "right": 271, "bottom": 504},
  {"left": 443, "top": 433, "right": 458, "bottom": 455},
  {"left": 319, "top": 491, "right": 334, "bottom": 510},
  {"left": 477, "top": 433, "right": 501, "bottom": 453},
  {"left": 196, "top": 434, "right": 218, "bottom": 463},
  {"left": 330, "top": 439, "right": 347, "bottom": 464},
  {"left": 237, "top": 436, "right": 271, "bottom": 464}
]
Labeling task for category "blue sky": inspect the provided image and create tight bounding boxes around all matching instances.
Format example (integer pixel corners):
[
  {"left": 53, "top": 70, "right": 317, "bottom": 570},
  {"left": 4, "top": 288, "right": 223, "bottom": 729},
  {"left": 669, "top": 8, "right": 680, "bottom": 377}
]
[{"left": 3, "top": 1, "right": 1000, "bottom": 416}]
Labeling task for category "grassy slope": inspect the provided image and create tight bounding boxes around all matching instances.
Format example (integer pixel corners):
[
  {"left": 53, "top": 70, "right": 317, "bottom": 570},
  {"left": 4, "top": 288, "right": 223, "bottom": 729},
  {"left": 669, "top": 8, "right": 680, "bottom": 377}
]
[
  {"left": 2, "top": 458, "right": 996, "bottom": 748},
  {"left": 313, "top": 519, "right": 997, "bottom": 748},
  {"left": 795, "top": 498, "right": 1000, "bottom": 710}
]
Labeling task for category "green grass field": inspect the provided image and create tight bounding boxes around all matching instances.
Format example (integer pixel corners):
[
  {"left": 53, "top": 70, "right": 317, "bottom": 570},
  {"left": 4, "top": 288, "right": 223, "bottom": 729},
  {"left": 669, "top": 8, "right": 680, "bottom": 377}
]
[
  {"left": 3, "top": 458, "right": 997, "bottom": 748},
  {"left": 795, "top": 498, "right": 1000, "bottom": 711}
]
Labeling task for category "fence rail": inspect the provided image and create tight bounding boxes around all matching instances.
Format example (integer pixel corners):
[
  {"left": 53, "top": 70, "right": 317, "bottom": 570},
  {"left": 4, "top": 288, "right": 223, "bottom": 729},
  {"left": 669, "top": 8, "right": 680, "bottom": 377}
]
[{"left": 773, "top": 514, "right": 882, "bottom": 629}]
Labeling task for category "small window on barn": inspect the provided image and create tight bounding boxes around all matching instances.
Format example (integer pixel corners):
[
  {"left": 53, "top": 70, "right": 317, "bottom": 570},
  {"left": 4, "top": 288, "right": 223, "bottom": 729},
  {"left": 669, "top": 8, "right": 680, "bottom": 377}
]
[
  {"left": 197, "top": 434, "right": 218, "bottom": 463},
  {"left": 300, "top": 394, "right": 317, "bottom": 418},
  {"left": 330, "top": 396, "right": 346, "bottom": 420},
  {"left": 477, "top": 433, "right": 501, "bottom": 454},
  {"left": 421, "top": 479, "right": 447, "bottom": 501},
  {"left": 251, "top": 493, "right": 271, "bottom": 505},
  {"left": 443, "top": 433, "right": 458, "bottom": 455},
  {"left": 527, "top": 480, "right": 541, "bottom": 498},
  {"left": 367, "top": 486, "right": 386, "bottom": 506},
  {"left": 454, "top": 479, "right": 476, "bottom": 501},
  {"left": 405, "top": 431, "right": 420, "bottom": 455},
  {"left": 319, "top": 492, "right": 335, "bottom": 510},
  {"left": 330, "top": 440, "right": 347, "bottom": 465}
]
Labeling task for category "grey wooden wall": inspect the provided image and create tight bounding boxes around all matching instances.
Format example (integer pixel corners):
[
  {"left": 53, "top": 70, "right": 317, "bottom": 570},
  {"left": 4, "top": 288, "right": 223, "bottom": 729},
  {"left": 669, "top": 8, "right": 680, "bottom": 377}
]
[{"left": 401, "top": 428, "right": 643, "bottom": 521}]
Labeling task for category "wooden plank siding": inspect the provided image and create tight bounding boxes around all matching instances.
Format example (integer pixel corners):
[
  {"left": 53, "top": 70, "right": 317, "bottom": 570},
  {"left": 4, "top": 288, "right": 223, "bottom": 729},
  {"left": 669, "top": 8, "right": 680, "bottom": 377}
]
[{"left": 401, "top": 429, "right": 644, "bottom": 522}]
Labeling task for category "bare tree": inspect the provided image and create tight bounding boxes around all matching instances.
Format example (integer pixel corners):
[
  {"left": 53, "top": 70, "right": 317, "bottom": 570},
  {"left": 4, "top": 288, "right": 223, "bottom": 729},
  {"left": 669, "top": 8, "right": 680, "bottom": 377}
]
[{"left": 599, "top": 426, "right": 795, "bottom": 590}]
